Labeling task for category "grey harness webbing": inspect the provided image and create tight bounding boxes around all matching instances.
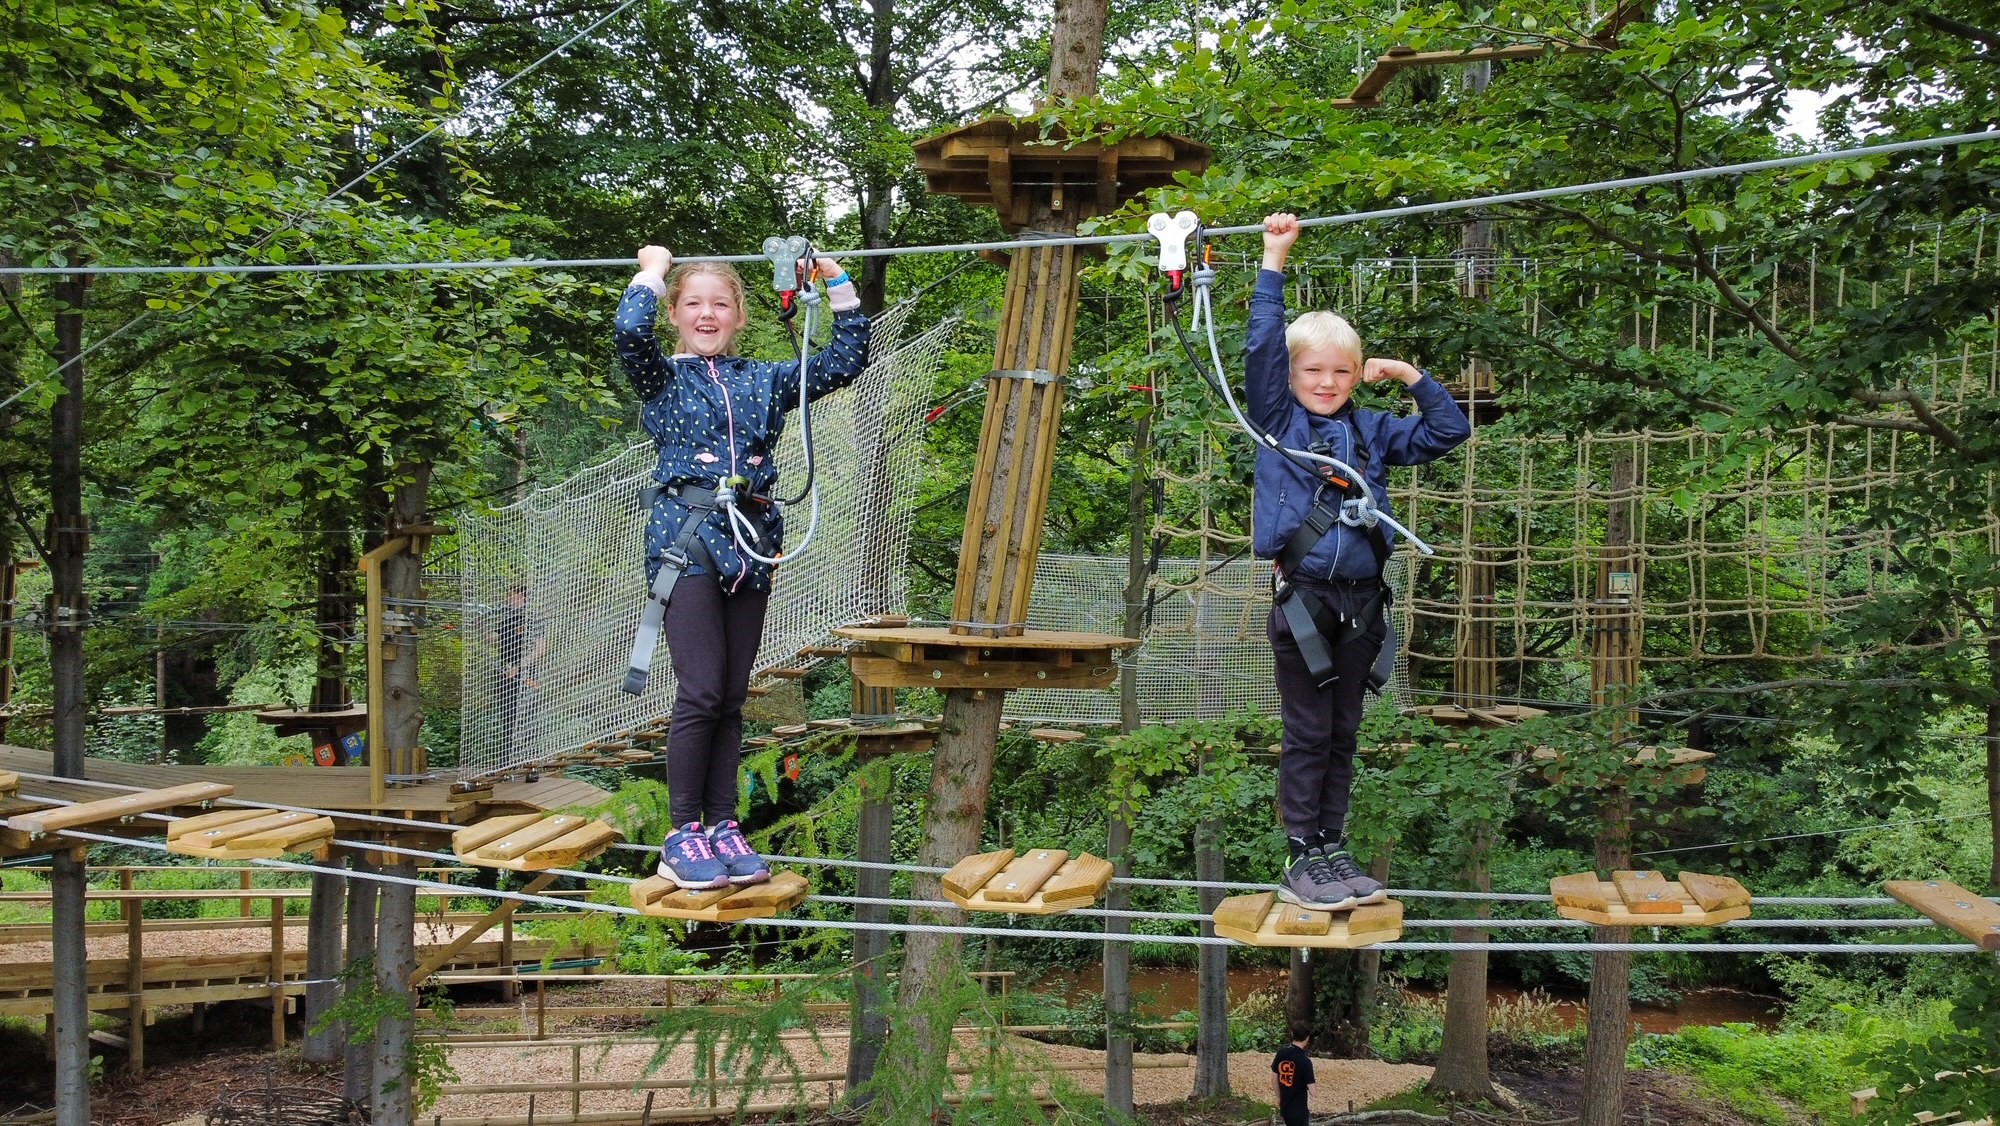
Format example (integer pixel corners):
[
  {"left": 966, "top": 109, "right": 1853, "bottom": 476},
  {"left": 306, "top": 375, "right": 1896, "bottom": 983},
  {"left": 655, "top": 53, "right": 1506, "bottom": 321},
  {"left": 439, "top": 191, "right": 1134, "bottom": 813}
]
[{"left": 621, "top": 483, "right": 720, "bottom": 695}]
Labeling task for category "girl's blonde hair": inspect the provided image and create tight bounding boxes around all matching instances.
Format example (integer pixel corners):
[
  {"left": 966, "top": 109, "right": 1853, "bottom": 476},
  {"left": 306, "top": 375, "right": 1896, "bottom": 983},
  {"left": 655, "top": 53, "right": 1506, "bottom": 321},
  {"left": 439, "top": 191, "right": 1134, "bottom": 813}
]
[
  {"left": 1286, "top": 311, "right": 1363, "bottom": 368},
  {"left": 664, "top": 262, "right": 750, "bottom": 353}
]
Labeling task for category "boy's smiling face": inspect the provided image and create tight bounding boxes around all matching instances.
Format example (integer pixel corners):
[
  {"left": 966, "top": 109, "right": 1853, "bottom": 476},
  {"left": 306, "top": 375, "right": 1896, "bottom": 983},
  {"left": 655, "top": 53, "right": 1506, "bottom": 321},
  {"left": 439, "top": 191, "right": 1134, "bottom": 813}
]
[{"left": 1289, "top": 344, "right": 1361, "bottom": 416}]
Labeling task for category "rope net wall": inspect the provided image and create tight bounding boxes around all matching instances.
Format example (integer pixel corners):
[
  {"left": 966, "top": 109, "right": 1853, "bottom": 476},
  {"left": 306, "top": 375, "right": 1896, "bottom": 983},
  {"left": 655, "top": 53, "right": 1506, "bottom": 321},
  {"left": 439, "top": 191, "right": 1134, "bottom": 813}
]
[{"left": 445, "top": 301, "right": 958, "bottom": 776}]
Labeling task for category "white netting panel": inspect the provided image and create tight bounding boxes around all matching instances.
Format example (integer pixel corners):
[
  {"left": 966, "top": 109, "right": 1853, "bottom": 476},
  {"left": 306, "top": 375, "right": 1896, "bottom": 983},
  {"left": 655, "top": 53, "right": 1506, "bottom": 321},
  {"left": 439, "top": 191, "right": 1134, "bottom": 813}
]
[
  {"left": 452, "top": 302, "right": 957, "bottom": 775},
  {"left": 1003, "top": 553, "right": 1412, "bottom": 724}
]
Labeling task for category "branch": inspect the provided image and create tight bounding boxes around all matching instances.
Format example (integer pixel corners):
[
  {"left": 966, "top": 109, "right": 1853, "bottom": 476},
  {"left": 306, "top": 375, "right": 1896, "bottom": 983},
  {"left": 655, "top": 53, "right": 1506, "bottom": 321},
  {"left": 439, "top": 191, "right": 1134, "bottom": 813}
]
[
  {"left": 1513, "top": 330, "right": 1738, "bottom": 417},
  {"left": 0, "top": 284, "right": 58, "bottom": 361},
  {"left": 1913, "top": 8, "right": 2000, "bottom": 52}
]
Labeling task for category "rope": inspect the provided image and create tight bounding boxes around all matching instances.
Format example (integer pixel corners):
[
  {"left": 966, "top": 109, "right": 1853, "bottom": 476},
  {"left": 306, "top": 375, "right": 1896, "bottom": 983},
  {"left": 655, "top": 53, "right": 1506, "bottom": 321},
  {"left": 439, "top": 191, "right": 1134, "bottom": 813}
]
[{"left": 6, "top": 128, "right": 1993, "bottom": 277}]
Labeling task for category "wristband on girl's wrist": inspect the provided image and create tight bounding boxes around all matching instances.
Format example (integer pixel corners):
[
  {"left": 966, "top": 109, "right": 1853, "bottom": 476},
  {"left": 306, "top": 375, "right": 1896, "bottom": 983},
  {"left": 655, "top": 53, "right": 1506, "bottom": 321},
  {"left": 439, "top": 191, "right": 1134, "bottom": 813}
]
[{"left": 825, "top": 271, "right": 851, "bottom": 288}]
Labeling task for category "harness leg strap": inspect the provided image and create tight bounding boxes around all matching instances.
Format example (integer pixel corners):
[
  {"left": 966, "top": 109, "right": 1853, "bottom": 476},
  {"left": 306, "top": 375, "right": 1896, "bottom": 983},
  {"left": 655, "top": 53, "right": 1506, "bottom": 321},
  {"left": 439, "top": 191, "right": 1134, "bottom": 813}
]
[
  {"left": 622, "top": 554, "right": 686, "bottom": 695},
  {"left": 1279, "top": 589, "right": 1340, "bottom": 689}
]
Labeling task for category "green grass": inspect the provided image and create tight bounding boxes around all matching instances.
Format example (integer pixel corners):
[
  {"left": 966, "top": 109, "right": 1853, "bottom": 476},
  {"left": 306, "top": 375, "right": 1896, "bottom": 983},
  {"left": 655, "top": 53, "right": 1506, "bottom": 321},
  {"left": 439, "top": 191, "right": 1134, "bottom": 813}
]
[{"left": 1365, "top": 1086, "right": 1446, "bottom": 1114}]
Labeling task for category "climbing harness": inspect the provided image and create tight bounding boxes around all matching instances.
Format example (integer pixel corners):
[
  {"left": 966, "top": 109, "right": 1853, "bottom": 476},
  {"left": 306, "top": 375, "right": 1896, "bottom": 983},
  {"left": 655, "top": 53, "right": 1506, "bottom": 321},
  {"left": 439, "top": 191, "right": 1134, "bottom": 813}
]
[
  {"left": 621, "top": 236, "right": 831, "bottom": 694},
  {"left": 1152, "top": 211, "right": 1429, "bottom": 689}
]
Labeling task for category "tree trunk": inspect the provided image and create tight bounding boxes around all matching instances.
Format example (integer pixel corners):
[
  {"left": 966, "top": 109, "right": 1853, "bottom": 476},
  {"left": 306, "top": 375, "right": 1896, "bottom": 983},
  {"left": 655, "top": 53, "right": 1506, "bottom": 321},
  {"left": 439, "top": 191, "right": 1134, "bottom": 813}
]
[
  {"left": 383, "top": 464, "right": 430, "bottom": 779},
  {"left": 1429, "top": 827, "right": 1494, "bottom": 1100},
  {"left": 343, "top": 855, "right": 379, "bottom": 1107},
  {"left": 1309, "top": 950, "right": 1367, "bottom": 1056},
  {"left": 855, "top": 0, "right": 897, "bottom": 317},
  {"left": 878, "top": 688, "right": 1006, "bottom": 1117},
  {"left": 302, "top": 870, "right": 346, "bottom": 1063},
  {"left": 49, "top": 274, "right": 90, "bottom": 1126},
  {"left": 1580, "top": 795, "right": 1633, "bottom": 1126},
  {"left": 314, "top": 522, "right": 355, "bottom": 713},
  {"left": 1046, "top": 0, "right": 1109, "bottom": 99},
  {"left": 371, "top": 862, "right": 417, "bottom": 1126},
  {"left": 1193, "top": 775, "right": 1229, "bottom": 1097},
  {"left": 1988, "top": 587, "right": 1998, "bottom": 892}
]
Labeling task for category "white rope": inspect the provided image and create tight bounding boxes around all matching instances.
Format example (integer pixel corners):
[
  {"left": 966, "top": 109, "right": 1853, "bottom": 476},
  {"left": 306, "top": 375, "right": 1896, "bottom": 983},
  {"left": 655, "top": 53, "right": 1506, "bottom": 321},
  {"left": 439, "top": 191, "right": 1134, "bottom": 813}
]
[{"left": 8, "top": 129, "right": 1994, "bottom": 277}]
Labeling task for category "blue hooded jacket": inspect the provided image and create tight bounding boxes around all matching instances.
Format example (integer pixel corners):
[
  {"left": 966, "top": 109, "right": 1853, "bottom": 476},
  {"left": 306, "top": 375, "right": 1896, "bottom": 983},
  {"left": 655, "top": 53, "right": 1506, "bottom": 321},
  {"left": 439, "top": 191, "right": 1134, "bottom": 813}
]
[
  {"left": 614, "top": 283, "right": 871, "bottom": 593},
  {"left": 1245, "top": 269, "right": 1470, "bottom": 581}
]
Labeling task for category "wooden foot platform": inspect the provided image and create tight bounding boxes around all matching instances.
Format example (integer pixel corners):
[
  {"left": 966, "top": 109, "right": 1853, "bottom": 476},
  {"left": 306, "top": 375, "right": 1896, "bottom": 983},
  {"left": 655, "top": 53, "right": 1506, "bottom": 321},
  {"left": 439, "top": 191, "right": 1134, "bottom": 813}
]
[
  {"left": 3, "top": 782, "right": 235, "bottom": 848},
  {"left": 832, "top": 625, "right": 1134, "bottom": 691},
  {"left": 452, "top": 813, "right": 621, "bottom": 872},
  {"left": 1551, "top": 870, "right": 1749, "bottom": 926},
  {"left": 1402, "top": 703, "right": 1550, "bottom": 728},
  {"left": 1885, "top": 879, "right": 2000, "bottom": 951},
  {"left": 167, "top": 808, "right": 337, "bottom": 859},
  {"left": 1212, "top": 891, "right": 1403, "bottom": 948},
  {"left": 627, "top": 871, "right": 810, "bottom": 921},
  {"left": 941, "top": 848, "right": 1114, "bottom": 915},
  {"left": 0, "top": 772, "right": 16, "bottom": 798},
  {"left": 1532, "top": 745, "right": 1714, "bottom": 785}
]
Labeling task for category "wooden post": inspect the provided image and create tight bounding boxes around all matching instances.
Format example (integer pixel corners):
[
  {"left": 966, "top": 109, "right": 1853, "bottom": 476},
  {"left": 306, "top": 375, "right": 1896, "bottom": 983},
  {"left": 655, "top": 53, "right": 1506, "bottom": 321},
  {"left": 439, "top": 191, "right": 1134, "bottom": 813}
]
[
  {"left": 535, "top": 977, "right": 547, "bottom": 1041},
  {"left": 270, "top": 895, "right": 287, "bottom": 1048},
  {"left": 303, "top": 868, "right": 346, "bottom": 1063},
  {"left": 1192, "top": 750, "right": 1229, "bottom": 1098},
  {"left": 122, "top": 870, "right": 144, "bottom": 1077},
  {"left": 570, "top": 1043, "right": 582, "bottom": 1119},
  {"left": 0, "top": 554, "right": 18, "bottom": 745},
  {"left": 240, "top": 868, "right": 253, "bottom": 918},
  {"left": 373, "top": 860, "right": 418, "bottom": 1126},
  {"left": 844, "top": 681, "right": 895, "bottom": 1104}
]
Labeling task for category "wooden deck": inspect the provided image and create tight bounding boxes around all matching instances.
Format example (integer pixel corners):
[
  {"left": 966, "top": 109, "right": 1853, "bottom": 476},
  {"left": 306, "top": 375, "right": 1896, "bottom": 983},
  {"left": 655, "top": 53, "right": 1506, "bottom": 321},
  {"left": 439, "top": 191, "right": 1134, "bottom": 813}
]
[{"left": 0, "top": 746, "right": 610, "bottom": 835}]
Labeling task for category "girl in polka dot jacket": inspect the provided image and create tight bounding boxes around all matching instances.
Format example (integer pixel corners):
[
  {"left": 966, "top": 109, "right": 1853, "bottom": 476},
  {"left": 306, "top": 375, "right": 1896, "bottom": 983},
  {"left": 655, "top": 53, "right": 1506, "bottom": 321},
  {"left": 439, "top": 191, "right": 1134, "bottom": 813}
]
[{"left": 614, "top": 244, "right": 871, "bottom": 889}]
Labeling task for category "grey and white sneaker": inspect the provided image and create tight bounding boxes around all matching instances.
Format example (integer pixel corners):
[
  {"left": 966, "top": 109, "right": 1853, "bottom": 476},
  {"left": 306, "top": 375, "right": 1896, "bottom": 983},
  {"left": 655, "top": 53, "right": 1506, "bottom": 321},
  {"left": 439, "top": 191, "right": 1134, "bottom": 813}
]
[
  {"left": 1321, "top": 841, "right": 1388, "bottom": 905},
  {"left": 1278, "top": 838, "right": 1359, "bottom": 911}
]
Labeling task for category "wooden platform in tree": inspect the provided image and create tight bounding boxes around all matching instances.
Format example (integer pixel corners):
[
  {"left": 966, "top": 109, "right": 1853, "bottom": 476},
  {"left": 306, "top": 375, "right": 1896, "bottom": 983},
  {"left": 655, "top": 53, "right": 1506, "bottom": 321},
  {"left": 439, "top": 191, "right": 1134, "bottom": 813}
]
[
  {"left": 1885, "top": 879, "right": 2000, "bottom": 951},
  {"left": 1550, "top": 870, "right": 1750, "bottom": 926},
  {"left": 166, "top": 808, "right": 337, "bottom": 860},
  {"left": 1211, "top": 891, "right": 1403, "bottom": 949},
  {"left": 626, "top": 871, "right": 810, "bottom": 922},
  {"left": 940, "top": 848, "right": 1114, "bottom": 915},
  {"left": 451, "top": 813, "right": 620, "bottom": 872},
  {"left": 834, "top": 625, "right": 1134, "bottom": 691}
]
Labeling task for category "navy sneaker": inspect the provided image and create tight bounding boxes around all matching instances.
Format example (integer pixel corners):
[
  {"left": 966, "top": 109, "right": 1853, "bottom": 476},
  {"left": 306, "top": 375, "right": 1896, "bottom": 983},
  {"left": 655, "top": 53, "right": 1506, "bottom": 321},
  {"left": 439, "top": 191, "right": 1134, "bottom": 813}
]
[
  {"left": 707, "top": 820, "right": 771, "bottom": 885},
  {"left": 656, "top": 822, "right": 729, "bottom": 889},
  {"left": 1322, "top": 840, "right": 1388, "bottom": 906}
]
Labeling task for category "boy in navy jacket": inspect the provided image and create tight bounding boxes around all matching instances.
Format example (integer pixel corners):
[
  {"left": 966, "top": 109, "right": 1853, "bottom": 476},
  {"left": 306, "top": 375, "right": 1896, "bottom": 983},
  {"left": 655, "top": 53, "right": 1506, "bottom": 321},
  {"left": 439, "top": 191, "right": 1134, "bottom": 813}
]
[{"left": 1249, "top": 213, "right": 1470, "bottom": 908}]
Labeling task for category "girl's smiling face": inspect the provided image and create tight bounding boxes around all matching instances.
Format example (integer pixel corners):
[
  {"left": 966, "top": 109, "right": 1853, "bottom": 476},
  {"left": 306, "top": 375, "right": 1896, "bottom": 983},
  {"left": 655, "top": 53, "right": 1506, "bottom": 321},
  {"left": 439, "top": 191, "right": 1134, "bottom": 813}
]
[{"left": 667, "top": 272, "right": 746, "bottom": 356}]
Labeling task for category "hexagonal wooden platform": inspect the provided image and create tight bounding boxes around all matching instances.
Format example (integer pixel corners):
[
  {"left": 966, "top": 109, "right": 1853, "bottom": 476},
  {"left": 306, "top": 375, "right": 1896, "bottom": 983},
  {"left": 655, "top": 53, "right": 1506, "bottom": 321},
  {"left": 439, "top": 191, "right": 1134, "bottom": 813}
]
[
  {"left": 941, "top": 848, "right": 1114, "bottom": 915},
  {"left": 167, "top": 808, "right": 337, "bottom": 859},
  {"left": 627, "top": 871, "right": 811, "bottom": 922},
  {"left": 1550, "top": 870, "right": 1750, "bottom": 926},
  {"left": 451, "top": 813, "right": 621, "bottom": 872},
  {"left": 1211, "top": 891, "right": 1404, "bottom": 949}
]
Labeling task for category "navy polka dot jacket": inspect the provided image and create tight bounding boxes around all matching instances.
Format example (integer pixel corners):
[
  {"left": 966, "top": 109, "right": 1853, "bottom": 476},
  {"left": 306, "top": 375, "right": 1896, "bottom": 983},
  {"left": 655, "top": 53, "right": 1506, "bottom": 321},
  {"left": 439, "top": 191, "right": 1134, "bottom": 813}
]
[{"left": 614, "top": 283, "right": 872, "bottom": 594}]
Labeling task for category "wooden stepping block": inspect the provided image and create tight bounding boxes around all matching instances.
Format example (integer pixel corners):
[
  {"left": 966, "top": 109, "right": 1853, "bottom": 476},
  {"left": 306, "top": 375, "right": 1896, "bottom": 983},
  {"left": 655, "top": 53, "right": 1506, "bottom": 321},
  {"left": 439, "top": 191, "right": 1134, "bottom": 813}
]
[
  {"left": 0, "top": 772, "right": 16, "bottom": 797},
  {"left": 1212, "top": 891, "right": 1404, "bottom": 949},
  {"left": 1550, "top": 870, "right": 1750, "bottom": 926},
  {"left": 940, "top": 848, "right": 1115, "bottom": 915},
  {"left": 1885, "top": 879, "right": 2000, "bottom": 951},
  {"left": 1028, "top": 728, "right": 1085, "bottom": 743},
  {"left": 5, "top": 782, "right": 235, "bottom": 840},
  {"left": 167, "top": 807, "right": 337, "bottom": 859},
  {"left": 628, "top": 870, "right": 810, "bottom": 921},
  {"left": 452, "top": 813, "right": 621, "bottom": 871}
]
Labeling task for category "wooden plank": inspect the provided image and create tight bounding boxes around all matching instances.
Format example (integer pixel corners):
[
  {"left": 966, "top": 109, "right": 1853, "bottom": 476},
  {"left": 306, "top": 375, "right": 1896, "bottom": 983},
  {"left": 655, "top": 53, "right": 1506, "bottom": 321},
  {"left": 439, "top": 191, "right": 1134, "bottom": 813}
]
[
  {"left": 1885, "top": 879, "right": 2000, "bottom": 950},
  {"left": 229, "top": 816, "right": 336, "bottom": 854},
  {"left": 521, "top": 822, "right": 618, "bottom": 869},
  {"left": 1212, "top": 892, "right": 1275, "bottom": 936},
  {"left": 1550, "top": 872, "right": 1608, "bottom": 912},
  {"left": 0, "top": 771, "right": 18, "bottom": 796},
  {"left": 475, "top": 816, "right": 593, "bottom": 862},
  {"left": 831, "top": 625, "right": 1138, "bottom": 649},
  {"left": 982, "top": 849, "right": 1068, "bottom": 904},
  {"left": 410, "top": 873, "right": 557, "bottom": 986},
  {"left": 453, "top": 813, "right": 545, "bottom": 855},
  {"left": 629, "top": 878, "right": 735, "bottom": 912},
  {"left": 9, "top": 782, "right": 234, "bottom": 836},
  {"left": 1679, "top": 872, "right": 1749, "bottom": 912},
  {"left": 847, "top": 656, "right": 1113, "bottom": 691},
  {"left": 1612, "top": 870, "right": 1688, "bottom": 914},
  {"left": 164, "top": 807, "right": 272, "bottom": 840},
  {"left": 942, "top": 849, "right": 1016, "bottom": 901},
  {"left": 1027, "top": 728, "right": 1084, "bottom": 743},
  {"left": 1039, "top": 854, "right": 1113, "bottom": 907},
  {"left": 1273, "top": 904, "right": 1333, "bottom": 936}
]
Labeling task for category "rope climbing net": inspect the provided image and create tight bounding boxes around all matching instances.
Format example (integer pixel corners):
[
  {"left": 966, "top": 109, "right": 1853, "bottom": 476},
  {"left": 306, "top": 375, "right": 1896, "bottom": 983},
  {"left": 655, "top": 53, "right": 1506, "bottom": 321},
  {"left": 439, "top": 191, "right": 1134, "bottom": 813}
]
[{"left": 442, "top": 300, "right": 959, "bottom": 776}]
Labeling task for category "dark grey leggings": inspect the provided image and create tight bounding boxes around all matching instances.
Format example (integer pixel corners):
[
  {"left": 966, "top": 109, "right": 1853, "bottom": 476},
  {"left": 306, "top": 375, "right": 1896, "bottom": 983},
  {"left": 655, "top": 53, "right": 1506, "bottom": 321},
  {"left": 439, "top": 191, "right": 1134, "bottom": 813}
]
[
  {"left": 1268, "top": 583, "right": 1386, "bottom": 840},
  {"left": 664, "top": 575, "right": 770, "bottom": 826}
]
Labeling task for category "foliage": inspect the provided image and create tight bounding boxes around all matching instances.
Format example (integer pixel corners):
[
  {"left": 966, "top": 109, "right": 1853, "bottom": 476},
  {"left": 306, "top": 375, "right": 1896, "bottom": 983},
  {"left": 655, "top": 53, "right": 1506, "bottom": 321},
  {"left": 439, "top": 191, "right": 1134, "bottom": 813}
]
[
  {"left": 1856, "top": 963, "right": 2000, "bottom": 1126},
  {"left": 312, "top": 957, "right": 460, "bottom": 1115}
]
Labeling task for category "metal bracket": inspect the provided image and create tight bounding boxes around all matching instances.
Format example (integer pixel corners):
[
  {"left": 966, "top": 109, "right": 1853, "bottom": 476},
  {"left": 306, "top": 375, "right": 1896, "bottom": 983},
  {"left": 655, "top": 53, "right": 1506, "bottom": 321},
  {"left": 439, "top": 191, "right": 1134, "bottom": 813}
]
[
  {"left": 990, "top": 369, "right": 1055, "bottom": 384},
  {"left": 760, "top": 235, "right": 813, "bottom": 293},
  {"left": 1147, "top": 210, "right": 1199, "bottom": 273}
]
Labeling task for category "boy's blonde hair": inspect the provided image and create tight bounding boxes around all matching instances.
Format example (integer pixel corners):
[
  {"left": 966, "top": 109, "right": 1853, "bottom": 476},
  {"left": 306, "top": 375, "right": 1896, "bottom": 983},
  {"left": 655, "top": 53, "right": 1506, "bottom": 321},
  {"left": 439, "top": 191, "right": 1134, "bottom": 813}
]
[
  {"left": 1286, "top": 311, "right": 1363, "bottom": 367},
  {"left": 664, "top": 262, "right": 750, "bottom": 352}
]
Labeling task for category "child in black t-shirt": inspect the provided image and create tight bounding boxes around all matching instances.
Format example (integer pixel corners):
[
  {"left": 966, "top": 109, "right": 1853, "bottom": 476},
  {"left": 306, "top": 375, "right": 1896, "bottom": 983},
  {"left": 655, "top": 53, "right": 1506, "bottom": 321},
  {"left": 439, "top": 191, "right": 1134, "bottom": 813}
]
[{"left": 1271, "top": 1021, "right": 1316, "bottom": 1126}]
